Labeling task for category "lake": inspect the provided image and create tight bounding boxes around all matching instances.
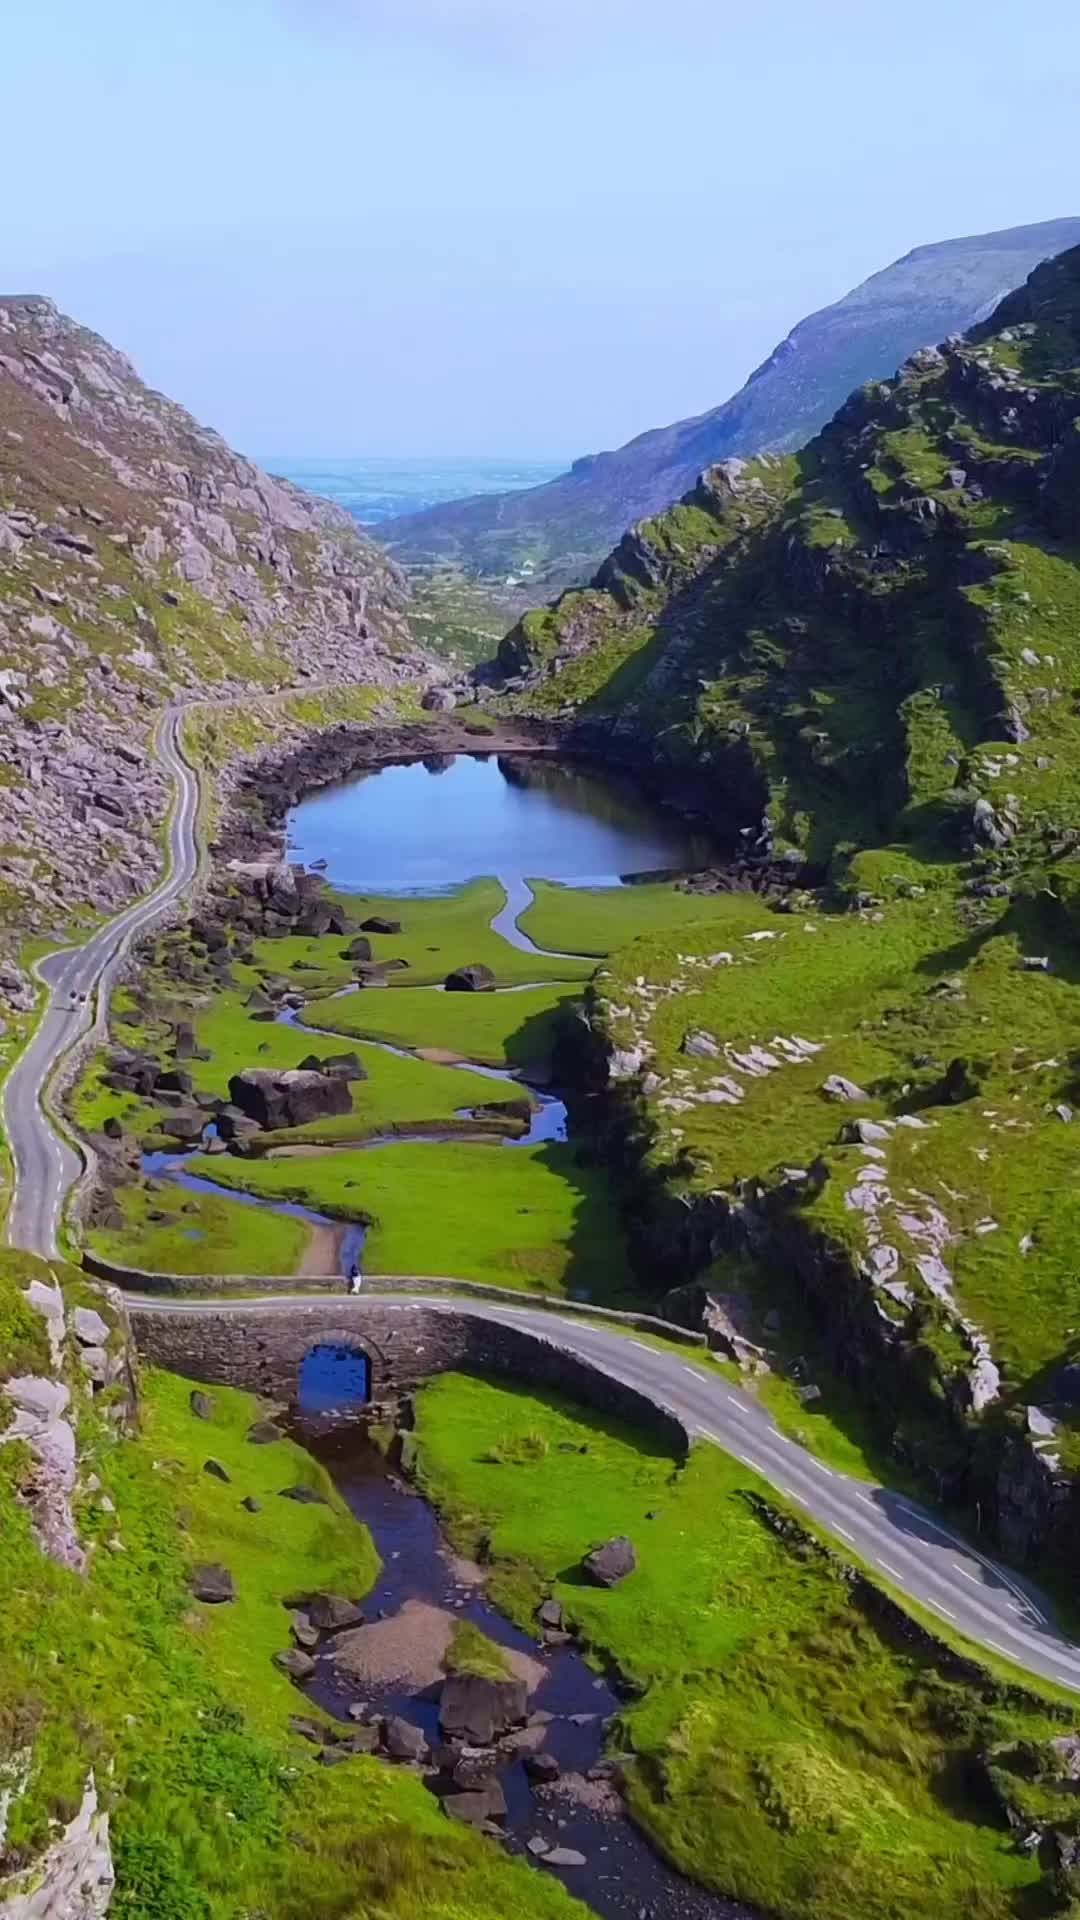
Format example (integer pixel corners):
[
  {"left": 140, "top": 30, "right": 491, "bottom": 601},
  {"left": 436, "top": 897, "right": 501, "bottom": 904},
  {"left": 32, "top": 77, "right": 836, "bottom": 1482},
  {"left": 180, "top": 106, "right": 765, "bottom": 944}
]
[{"left": 286, "top": 752, "right": 716, "bottom": 893}]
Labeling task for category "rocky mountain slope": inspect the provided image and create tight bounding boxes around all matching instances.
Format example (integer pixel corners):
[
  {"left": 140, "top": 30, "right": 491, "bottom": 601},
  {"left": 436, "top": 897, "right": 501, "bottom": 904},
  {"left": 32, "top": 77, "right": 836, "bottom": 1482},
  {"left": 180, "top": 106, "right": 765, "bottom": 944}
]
[
  {"left": 490, "top": 242, "right": 1080, "bottom": 1567},
  {"left": 0, "top": 297, "right": 425, "bottom": 948},
  {"left": 384, "top": 217, "right": 1080, "bottom": 599}
]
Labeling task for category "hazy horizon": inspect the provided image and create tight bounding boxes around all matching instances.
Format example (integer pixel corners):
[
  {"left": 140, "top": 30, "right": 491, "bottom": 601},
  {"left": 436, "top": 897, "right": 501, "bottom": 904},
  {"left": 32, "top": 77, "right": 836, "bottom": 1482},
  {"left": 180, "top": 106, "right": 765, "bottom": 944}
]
[{"left": 4, "top": 0, "right": 1079, "bottom": 459}]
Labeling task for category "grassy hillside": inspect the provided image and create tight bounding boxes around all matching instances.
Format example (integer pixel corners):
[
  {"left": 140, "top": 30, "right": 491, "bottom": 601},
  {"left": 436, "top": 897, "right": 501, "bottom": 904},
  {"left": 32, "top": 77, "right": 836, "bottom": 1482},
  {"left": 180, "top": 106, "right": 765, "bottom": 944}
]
[{"left": 490, "top": 243, "right": 1080, "bottom": 1568}]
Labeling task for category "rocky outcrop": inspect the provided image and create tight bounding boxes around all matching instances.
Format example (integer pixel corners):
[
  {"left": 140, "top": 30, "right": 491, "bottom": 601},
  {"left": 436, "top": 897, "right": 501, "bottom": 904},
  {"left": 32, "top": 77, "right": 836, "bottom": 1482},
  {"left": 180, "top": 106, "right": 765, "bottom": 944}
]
[
  {"left": 228, "top": 1066, "right": 352, "bottom": 1131},
  {"left": 0, "top": 294, "right": 426, "bottom": 949},
  {"left": 0, "top": 1773, "right": 113, "bottom": 1920}
]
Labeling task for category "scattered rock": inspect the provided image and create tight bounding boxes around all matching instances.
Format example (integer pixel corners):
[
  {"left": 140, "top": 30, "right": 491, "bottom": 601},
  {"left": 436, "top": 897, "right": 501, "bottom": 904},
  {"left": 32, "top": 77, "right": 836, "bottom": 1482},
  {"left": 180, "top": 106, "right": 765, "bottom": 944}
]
[
  {"left": 544, "top": 1846, "right": 587, "bottom": 1868},
  {"left": 291, "top": 1611, "right": 320, "bottom": 1650},
  {"left": 72, "top": 1306, "right": 110, "bottom": 1347},
  {"left": 274, "top": 1648, "right": 316, "bottom": 1680},
  {"left": 247, "top": 1419, "right": 283, "bottom": 1444},
  {"left": 383, "top": 1715, "right": 429, "bottom": 1762},
  {"left": 443, "top": 1780, "right": 507, "bottom": 1825},
  {"left": 304, "top": 1592, "right": 366, "bottom": 1631},
  {"left": 189, "top": 1563, "right": 235, "bottom": 1603},
  {"left": 525, "top": 1751, "right": 561, "bottom": 1783},
  {"left": 203, "top": 1458, "right": 231, "bottom": 1483},
  {"left": 537, "top": 1598, "right": 564, "bottom": 1630},
  {"left": 361, "top": 916, "right": 403, "bottom": 934},
  {"left": 444, "top": 963, "right": 496, "bottom": 993},
  {"left": 821, "top": 1074, "right": 869, "bottom": 1102},
  {"left": 582, "top": 1536, "right": 636, "bottom": 1587},
  {"left": 241, "top": 1495, "right": 262, "bottom": 1513},
  {"left": 440, "top": 1672, "right": 528, "bottom": 1744},
  {"left": 279, "top": 1484, "right": 329, "bottom": 1505}
]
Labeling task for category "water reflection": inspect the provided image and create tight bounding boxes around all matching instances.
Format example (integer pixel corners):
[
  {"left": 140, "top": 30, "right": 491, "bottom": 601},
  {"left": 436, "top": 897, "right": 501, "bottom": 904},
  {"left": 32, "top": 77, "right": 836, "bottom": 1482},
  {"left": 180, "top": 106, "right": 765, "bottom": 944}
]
[{"left": 287, "top": 753, "right": 716, "bottom": 894}]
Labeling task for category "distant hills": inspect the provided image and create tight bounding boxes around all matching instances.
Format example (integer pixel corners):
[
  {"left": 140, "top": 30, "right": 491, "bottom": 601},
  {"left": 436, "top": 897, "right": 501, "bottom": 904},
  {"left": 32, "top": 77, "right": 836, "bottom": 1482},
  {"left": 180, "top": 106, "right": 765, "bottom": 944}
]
[{"left": 382, "top": 217, "right": 1080, "bottom": 600}]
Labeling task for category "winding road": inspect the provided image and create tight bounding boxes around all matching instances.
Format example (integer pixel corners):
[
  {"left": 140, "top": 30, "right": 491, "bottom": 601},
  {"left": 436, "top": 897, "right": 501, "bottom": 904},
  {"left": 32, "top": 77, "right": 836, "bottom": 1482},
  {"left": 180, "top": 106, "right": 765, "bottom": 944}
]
[
  {"left": 3, "top": 707, "right": 200, "bottom": 1257},
  {"left": 6, "top": 712, "right": 1080, "bottom": 1696},
  {"left": 130, "top": 1288, "right": 1080, "bottom": 1694}
]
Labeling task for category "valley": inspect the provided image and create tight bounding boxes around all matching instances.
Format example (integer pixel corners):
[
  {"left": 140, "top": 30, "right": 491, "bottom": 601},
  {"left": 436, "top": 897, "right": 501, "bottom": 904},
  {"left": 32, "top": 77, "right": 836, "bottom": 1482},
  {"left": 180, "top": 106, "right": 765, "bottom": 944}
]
[{"left": 6, "top": 226, "right": 1080, "bottom": 1920}]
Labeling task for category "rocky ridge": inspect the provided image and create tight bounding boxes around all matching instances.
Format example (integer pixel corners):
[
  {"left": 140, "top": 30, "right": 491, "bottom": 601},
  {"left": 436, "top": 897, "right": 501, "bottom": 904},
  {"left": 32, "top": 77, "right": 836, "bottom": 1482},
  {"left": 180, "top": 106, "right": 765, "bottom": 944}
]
[
  {"left": 0, "top": 296, "right": 427, "bottom": 949},
  {"left": 383, "top": 216, "right": 1080, "bottom": 598},
  {"left": 494, "top": 242, "right": 1080, "bottom": 1569}
]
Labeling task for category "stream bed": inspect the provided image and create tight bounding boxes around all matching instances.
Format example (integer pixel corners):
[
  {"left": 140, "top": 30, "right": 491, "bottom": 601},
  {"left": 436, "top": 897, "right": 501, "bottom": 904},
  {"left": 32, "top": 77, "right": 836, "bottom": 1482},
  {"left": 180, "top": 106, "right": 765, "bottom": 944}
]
[{"left": 293, "top": 1411, "right": 752, "bottom": 1920}]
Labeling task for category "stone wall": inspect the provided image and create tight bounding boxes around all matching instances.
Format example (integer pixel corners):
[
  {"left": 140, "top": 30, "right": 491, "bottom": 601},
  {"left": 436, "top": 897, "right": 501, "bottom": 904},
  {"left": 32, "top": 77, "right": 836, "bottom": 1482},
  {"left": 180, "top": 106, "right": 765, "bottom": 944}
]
[{"left": 130, "top": 1300, "right": 691, "bottom": 1455}]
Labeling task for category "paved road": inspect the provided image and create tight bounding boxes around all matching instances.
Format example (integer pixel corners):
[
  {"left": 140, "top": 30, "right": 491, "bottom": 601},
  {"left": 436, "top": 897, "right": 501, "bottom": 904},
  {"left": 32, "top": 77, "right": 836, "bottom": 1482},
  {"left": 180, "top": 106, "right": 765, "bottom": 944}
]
[
  {"left": 131, "top": 1287, "right": 1080, "bottom": 1694},
  {"left": 3, "top": 708, "right": 200, "bottom": 1258},
  {"left": 8, "top": 703, "right": 1080, "bottom": 1695}
]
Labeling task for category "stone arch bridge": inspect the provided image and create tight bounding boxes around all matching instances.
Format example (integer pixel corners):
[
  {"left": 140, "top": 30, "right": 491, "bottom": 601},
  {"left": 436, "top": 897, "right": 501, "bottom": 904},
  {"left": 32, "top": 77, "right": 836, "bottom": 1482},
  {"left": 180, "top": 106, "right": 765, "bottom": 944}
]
[{"left": 128, "top": 1296, "right": 690, "bottom": 1449}]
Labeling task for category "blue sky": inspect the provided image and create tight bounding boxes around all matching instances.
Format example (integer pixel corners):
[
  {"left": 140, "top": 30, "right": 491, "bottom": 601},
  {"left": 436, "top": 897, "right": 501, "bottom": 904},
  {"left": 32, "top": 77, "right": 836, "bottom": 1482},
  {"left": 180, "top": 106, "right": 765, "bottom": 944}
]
[{"left": 2, "top": 0, "right": 1076, "bottom": 458}]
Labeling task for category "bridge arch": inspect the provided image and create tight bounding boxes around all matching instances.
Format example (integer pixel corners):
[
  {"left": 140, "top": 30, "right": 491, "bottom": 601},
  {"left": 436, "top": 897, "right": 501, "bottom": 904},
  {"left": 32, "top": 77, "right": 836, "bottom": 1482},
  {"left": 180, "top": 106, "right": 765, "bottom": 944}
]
[{"left": 298, "top": 1336, "right": 373, "bottom": 1412}]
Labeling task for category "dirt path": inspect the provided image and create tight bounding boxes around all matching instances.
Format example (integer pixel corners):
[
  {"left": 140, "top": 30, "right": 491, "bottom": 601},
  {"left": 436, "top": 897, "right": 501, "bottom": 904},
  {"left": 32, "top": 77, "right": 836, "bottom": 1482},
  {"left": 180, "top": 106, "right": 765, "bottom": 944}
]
[{"left": 300, "top": 1221, "right": 341, "bottom": 1276}]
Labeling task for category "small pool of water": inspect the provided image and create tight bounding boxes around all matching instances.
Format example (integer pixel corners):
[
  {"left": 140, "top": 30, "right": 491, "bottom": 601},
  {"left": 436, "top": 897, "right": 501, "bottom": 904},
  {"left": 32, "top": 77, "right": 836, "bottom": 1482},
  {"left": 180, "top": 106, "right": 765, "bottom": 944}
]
[
  {"left": 286, "top": 754, "right": 716, "bottom": 893},
  {"left": 294, "top": 1423, "right": 752, "bottom": 1920}
]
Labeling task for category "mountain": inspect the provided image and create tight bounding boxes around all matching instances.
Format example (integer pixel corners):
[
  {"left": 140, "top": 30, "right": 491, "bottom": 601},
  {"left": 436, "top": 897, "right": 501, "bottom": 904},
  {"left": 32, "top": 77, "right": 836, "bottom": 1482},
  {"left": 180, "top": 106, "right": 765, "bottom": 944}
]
[
  {"left": 383, "top": 217, "right": 1080, "bottom": 599},
  {"left": 0, "top": 297, "right": 424, "bottom": 941},
  {"left": 489, "top": 243, "right": 1080, "bottom": 1561}
]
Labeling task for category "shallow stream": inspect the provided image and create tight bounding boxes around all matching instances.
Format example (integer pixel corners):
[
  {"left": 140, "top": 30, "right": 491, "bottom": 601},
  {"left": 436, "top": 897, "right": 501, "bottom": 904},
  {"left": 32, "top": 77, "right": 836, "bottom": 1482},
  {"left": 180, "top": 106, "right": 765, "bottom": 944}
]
[{"left": 293, "top": 1409, "right": 751, "bottom": 1920}]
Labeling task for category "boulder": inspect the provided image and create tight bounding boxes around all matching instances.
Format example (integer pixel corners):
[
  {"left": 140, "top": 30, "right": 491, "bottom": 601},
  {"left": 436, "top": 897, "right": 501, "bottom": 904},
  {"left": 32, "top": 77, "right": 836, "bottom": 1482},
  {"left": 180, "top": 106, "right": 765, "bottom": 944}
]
[
  {"left": 203, "top": 1458, "right": 231, "bottom": 1483},
  {"left": 158, "top": 1109, "right": 207, "bottom": 1144},
  {"left": 343, "top": 936, "right": 373, "bottom": 962},
  {"left": 241, "top": 1495, "right": 262, "bottom": 1513},
  {"left": 383, "top": 1715, "right": 428, "bottom": 1762},
  {"left": 440, "top": 1673, "right": 528, "bottom": 1744},
  {"left": 73, "top": 1306, "right": 110, "bottom": 1347},
  {"left": 305, "top": 1592, "right": 366, "bottom": 1631},
  {"left": 582, "top": 1536, "right": 636, "bottom": 1587},
  {"left": 821, "top": 1074, "right": 869, "bottom": 1102},
  {"left": 445, "top": 964, "right": 496, "bottom": 993},
  {"left": 524, "top": 1751, "right": 561, "bottom": 1783},
  {"left": 247, "top": 1419, "right": 283, "bottom": 1444},
  {"left": 190, "top": 1390, "right": 215, "bottom": 1420},
  {"left": 360, "top": 916, "right": 402, "bottom": 935},
  {"left": 451, "top": 1745, "right": 501, "bottom": 1790},
  {"left": 102, "top": 1115, "right": 123, "bottom": 1142},
  {"left": 155, "top": 1067, "right": 193, "bottom": 1095},
  {"left": 229, "top": 1067, "right": 352, "bottom": 1131},
  {"left": 279, "top": 1484, "right": 329, "bottom": 1506},
  {"left": 537, "top": 1598, "right": 563, "bottom": 1630},
  {"left": 190, "top": 1563, "right": 235, "bottom": 1603},
  {"left": 421, "top": 686, "right": 457, "bottom": 711},
  {"left": 443, "top": 1781, "right": 507, "bottom": 1825},
  {"left": 273, "top": 1648, "right": 316, "bottom": 1680},
  {"left": 291, "top": 1611, "right": 321, "bottom": 1650},
  {"left": 545, "top": 1847, "right": 586, "bottom": 1867}
]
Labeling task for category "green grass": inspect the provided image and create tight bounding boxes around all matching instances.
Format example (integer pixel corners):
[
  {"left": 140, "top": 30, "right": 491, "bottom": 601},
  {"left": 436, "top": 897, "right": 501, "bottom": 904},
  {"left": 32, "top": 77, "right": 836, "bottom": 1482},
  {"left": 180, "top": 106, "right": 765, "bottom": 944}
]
[
  {"left": 0, "top": 1340, "right": 587, "bottom": 1920},
  {"left": 302, "top": 980, "right": 582, "bottom": 1069},
  {"left": 87, "top": 1180, "right": 313, "bottom": 1277},
  {"left": 413, "top": 1372, "right": 1068, "bottom": 1920},
  {"left": 187, "top": 1138, "right": 635, "bottom": 1300},
  {"left": 249, "top": 880, "right": 593, "bottom": 989},
  {"left": 520, "top": 880, "right": 738, "bottom": 957},
  {"left": 443, "top": 1619, "right": 513, "bottom": 1679}
]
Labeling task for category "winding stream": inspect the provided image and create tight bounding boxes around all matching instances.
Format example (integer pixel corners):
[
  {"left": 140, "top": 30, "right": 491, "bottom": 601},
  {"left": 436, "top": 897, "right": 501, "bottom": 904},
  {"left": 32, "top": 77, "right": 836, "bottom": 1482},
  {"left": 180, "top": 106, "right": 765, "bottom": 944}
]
[
  {"left": 293, "top": 1415, "right": 750, "bottom": 1920},
  {"left": 149, "top": 753, "right": 748, "bottom": 1913}
]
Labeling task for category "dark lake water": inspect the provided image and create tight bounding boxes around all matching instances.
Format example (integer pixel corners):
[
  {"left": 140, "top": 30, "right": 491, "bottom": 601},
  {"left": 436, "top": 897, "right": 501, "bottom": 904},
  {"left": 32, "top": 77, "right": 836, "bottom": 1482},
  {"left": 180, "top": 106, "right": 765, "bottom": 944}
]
[{"left": 286, "top": 754, "right": 716, "bottom": 893}]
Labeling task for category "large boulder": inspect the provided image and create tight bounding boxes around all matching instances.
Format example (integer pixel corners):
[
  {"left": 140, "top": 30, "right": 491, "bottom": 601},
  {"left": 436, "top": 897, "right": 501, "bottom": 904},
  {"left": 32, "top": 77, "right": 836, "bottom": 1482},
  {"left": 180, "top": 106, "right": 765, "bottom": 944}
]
[
  {"left": 445, "top": 964, "right": 496, "bottom": 993},
  {"left": 228, "top": 1067, "right": 352, "bottom": 1131},
  {"left": 360, "top": 915, "right": 402, "bottom": 935},
  {"left": 439, "top": 1672, "right": 528, "bottom": 1744},
  {"left": 421, "top": 686, "right": 457, "bottom": 712},
  {"left": 581, "top": 1536, "right": 636, "bottom": 1587}
]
